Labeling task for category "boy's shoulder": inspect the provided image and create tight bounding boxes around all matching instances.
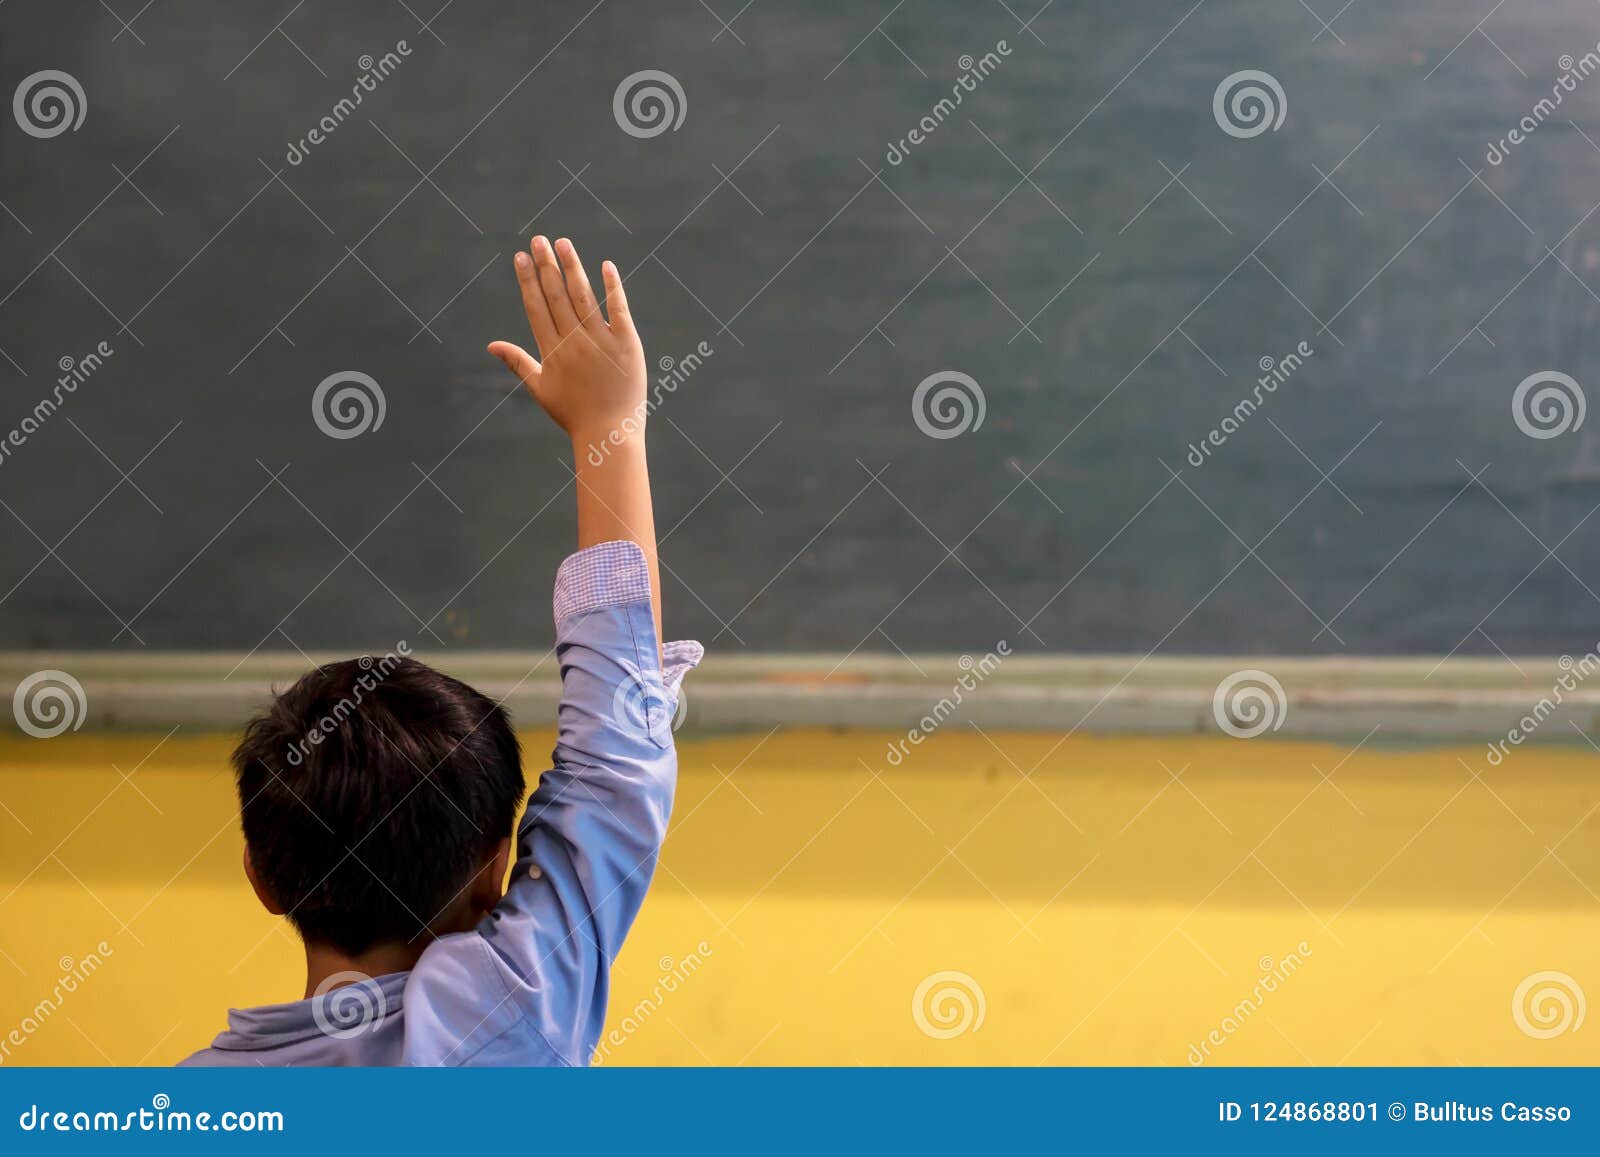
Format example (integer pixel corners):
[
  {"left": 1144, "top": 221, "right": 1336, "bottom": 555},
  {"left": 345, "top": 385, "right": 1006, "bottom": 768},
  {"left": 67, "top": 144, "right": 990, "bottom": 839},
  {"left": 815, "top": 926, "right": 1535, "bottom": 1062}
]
[{"left": 401, "top": 933, "right": 582, "bottom": 1066}]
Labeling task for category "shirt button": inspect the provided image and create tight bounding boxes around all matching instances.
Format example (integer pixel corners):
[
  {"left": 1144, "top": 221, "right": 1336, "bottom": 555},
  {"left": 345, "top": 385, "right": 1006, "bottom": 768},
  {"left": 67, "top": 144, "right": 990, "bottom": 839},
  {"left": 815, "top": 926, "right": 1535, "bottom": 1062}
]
[{"left": 528, "top": 865, "right": 543, "bottom": 880}]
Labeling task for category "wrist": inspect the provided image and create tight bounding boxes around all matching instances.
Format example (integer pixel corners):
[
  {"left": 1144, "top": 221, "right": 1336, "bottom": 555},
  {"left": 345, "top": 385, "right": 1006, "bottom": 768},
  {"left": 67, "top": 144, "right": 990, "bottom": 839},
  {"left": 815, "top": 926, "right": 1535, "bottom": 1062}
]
[{"left": 571, "top": 421, "right": 646, "bottom": 467}]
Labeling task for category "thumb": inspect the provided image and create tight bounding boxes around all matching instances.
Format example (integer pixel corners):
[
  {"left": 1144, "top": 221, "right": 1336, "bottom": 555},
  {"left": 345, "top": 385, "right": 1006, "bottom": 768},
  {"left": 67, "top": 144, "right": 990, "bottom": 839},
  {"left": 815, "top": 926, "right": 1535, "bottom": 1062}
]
[{"left": 487, "top": 341, "right": 541, "bottom": 390}]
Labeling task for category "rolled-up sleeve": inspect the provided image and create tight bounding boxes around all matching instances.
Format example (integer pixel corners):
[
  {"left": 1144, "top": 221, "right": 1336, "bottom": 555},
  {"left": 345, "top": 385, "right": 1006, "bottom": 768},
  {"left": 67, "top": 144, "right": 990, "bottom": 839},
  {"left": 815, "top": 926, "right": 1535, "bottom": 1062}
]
[{"left": 405, "top": 541, "right": 701, "bottom": 1066}]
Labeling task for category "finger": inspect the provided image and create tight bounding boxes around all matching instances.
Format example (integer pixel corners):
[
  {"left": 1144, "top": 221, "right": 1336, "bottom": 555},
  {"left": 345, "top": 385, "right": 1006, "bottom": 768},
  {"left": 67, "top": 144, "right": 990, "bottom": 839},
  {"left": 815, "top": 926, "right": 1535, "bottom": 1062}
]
[
  {"left": 486, "top": 341, "right": 541, "bottom": 390},
  {"left": 601, "top": 260, "right": 637, "bottom": 339},
  {"left": 513, "top": 250, "right": 558, "bottom": 354},
  {"left": 555, "top": 238, "right": 604, "bottom": 330},
  {"left": 532, "top": 235, "right": 579, "bottom": 336}
]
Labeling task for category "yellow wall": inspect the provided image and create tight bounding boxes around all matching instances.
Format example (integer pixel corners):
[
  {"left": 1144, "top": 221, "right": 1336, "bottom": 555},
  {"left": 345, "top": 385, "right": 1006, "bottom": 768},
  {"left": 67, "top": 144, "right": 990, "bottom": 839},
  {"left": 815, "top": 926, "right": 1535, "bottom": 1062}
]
[{"left": 0, "top": 728, "right": 1595, "bottom": 1065}]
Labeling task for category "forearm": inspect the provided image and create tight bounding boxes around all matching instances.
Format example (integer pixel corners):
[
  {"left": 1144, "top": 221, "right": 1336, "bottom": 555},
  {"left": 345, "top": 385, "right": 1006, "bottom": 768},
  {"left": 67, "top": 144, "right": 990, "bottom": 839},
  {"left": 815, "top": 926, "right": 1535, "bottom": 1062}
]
[{"left": 570, "top": 432, "right": 662, "bottom": 651}]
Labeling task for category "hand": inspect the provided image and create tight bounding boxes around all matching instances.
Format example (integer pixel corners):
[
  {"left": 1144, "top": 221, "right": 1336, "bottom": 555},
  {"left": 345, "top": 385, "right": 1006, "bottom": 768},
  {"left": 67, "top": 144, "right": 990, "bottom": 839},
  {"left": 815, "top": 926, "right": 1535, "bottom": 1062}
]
[
  {"left": 488, "top": 236, "right": 646, "bottom": 447},
  {"left": 489, "top": 235, "right": 664, "bottom": 647}
]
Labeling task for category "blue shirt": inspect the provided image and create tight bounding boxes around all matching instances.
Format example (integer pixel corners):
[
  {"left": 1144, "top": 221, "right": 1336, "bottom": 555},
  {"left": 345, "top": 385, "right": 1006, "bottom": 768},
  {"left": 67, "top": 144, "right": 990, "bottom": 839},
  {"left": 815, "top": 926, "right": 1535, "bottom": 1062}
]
[{"left": 181, "top": 541, "right": 702, "bottom": 1066}]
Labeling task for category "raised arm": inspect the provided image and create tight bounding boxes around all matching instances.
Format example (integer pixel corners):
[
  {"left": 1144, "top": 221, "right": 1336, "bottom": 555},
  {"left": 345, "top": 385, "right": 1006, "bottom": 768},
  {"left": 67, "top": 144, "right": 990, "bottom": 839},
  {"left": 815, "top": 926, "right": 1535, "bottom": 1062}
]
[
  {"left": 403, "top": 237, "right": 700, "bottom": 1067},
  {"left": 489, "top": 235, "right": 662, "bottom": 647}
]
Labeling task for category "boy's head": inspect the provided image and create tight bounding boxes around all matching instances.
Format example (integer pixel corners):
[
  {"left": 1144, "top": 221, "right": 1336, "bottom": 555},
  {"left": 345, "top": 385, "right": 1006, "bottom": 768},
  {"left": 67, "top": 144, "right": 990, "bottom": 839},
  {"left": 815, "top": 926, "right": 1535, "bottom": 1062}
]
[{"left": 233, "top": 657, "right": 525, "bottom": 956}]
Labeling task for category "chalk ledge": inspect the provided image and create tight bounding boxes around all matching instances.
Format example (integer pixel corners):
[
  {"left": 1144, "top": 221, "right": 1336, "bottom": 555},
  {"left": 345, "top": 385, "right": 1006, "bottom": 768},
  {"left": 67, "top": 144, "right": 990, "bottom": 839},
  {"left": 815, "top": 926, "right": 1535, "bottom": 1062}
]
[{"left": 1, "top": 652, "right": 1595, "bottom": 745}]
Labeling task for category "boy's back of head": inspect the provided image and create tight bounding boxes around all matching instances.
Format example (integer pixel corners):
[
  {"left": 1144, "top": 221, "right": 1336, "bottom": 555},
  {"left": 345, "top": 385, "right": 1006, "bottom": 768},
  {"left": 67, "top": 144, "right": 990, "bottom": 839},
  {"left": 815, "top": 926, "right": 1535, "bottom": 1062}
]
[{"left": 234, "top": 657, "right": 525, "bottom": 956}]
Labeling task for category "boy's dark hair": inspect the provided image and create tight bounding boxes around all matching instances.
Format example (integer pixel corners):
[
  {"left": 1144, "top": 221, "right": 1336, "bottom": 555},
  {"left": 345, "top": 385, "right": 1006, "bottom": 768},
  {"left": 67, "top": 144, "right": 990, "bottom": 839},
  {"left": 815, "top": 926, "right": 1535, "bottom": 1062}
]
[{"left": 233, "top": 656, "right": 525, "bottom": 955}]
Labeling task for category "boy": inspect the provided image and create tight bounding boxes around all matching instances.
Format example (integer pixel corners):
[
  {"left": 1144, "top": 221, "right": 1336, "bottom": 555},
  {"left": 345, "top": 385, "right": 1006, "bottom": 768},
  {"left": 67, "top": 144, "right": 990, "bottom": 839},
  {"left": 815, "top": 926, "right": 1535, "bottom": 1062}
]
[{"left": 183, "top": 236, "right": 701, "bottom": 1066}]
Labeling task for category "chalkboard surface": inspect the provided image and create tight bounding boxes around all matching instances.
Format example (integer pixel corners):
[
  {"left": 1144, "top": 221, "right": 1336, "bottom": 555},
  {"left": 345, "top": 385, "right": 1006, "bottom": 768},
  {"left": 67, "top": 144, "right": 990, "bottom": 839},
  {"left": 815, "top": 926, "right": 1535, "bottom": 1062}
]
[{"left": 4, "top": 1, "right": 1600, "bottom": 656}]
